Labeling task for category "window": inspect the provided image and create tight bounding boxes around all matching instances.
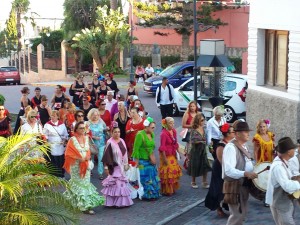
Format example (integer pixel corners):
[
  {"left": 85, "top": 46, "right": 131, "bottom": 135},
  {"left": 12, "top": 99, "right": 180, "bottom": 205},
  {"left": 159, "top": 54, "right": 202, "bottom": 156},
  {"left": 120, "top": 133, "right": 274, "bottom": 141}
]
[
  {"left": 224, "top": 81, "right": 237, "bottom": 92},
  {"left": 182, "top": 80, "right": 194, "bottom": 91},
  {"left": 265, "top": 30, "right": 289, "bottom": 88}
]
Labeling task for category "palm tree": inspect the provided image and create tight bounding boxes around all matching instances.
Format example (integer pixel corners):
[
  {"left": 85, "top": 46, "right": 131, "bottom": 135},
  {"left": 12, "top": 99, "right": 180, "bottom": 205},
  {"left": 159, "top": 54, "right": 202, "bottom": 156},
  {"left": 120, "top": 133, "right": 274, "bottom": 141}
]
[
  {"left": 12, "top": 0, "right": 30, "bottom": 53},
  {"left": 0, "top": 134, "right": 79, "bottom": 225}
]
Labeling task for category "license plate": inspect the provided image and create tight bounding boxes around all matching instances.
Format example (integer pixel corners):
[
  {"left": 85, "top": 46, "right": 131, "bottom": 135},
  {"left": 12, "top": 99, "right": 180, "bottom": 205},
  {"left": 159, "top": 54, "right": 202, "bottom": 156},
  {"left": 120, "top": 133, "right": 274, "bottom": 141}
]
[
  {"left": 144, "top": 86, "right": 150, "bottom": 91},
  {"left": 6, "top": 79, "right": 14, "bottom": 81}
]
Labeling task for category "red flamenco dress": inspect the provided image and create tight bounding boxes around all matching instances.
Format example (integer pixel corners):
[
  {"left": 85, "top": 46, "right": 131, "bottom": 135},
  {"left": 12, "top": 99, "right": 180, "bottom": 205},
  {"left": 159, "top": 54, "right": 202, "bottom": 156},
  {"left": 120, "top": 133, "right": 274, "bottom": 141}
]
[
  {"left": 158, "top": 128, "right": 182, "bottom": 195},
  {"left": 124, "top": 118, "right": 144, "bottom": 158}
]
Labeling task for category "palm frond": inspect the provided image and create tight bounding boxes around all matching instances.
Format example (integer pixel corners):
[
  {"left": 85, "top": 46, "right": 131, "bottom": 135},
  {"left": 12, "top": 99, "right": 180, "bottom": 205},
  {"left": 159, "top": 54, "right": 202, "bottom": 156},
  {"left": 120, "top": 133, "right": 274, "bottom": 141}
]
[{"left": 0, "top": 134, "right": 79, "bottom": 225}]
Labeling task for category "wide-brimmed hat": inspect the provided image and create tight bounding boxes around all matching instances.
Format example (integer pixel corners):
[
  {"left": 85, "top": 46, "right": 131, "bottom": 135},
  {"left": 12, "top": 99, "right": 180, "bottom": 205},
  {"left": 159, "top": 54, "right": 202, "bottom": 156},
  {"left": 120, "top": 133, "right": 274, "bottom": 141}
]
[
  {"left": 234, "top": 122, "right": 252, "bottom": 132},
  {"left": 276, "top": 137, "right": 298, "bottom": 154}
]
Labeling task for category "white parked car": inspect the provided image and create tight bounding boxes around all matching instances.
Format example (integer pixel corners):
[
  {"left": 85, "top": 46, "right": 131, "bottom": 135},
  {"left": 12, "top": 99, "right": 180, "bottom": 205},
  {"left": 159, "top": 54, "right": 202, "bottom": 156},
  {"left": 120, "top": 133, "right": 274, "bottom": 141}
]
[{"left": 173, "top": 74, "right": 248, "bottom": 122}]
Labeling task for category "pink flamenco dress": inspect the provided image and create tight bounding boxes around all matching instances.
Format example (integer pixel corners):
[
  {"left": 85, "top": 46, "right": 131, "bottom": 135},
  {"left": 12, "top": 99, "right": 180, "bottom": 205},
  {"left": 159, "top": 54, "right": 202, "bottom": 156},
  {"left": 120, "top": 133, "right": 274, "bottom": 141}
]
[
  {"left": 101, "top": 137, "right": 134, "bottom": 207},
  {"left": 158, "top": 128, "right": 182, "bottom": 195}
]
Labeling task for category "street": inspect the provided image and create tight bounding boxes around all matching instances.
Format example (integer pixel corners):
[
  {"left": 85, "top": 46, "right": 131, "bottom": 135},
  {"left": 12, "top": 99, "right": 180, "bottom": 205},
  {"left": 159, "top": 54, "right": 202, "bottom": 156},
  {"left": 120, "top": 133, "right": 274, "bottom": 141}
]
[{"left": 1, "top": 83, "right": 300, "bottom": 225}]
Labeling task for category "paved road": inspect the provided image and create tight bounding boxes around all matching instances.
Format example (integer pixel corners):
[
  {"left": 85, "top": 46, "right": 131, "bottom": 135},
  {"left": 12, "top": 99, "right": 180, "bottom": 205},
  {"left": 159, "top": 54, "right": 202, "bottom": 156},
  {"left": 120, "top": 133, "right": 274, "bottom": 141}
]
[{"left": 1, "top": 82, "right": 299, "bottom": 225}]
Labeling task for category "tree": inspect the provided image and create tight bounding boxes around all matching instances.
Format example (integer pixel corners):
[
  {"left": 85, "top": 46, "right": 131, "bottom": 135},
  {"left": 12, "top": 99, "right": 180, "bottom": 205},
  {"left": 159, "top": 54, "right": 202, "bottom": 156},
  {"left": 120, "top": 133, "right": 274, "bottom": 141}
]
[
  {"left": 0, "top": 134, "right": 79, "bottom": 225},
  {"left": 72, "top": 6, "right": 130, "bottom": 70},
  {"left": 31, "top": 30, "right": 64, "bottom": 53},
  {"left": 5, "top": 8, "right": 18, "bottom": 53},
  {"left": 134, "top": 1, "right": 226, "bottom": 60},
  {"left": 12, "top": 0, "right": 30, "bottom": 53}
]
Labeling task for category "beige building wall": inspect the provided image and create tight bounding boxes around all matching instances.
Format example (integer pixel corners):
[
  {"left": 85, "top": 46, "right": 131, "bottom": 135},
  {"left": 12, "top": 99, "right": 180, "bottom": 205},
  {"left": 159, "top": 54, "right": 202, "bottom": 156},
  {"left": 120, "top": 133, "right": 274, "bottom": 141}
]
[{"left": 247, "top": 0, "right": 300, "bottom": 141}]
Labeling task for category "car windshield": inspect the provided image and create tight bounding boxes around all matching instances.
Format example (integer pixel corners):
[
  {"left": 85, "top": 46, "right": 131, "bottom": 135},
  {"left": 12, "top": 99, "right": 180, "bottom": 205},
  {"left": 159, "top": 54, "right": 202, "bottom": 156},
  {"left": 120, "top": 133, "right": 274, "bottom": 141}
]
[
  {"left": 0, "top": 67, "right": 17, "bottom": 72},
  {"left": 160, "top": 64, "right": 182, "bottom": 78}
]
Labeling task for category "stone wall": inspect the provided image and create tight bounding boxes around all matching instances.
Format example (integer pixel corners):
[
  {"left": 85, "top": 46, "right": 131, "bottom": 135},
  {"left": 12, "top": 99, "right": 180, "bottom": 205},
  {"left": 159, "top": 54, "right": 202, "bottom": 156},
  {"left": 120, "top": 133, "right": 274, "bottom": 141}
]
[
  {"left": 134, "top": 44, "right": 247, "bottom": 58},
  {"left": 246, "top": 89, "right": 300, "bottom": 141}
]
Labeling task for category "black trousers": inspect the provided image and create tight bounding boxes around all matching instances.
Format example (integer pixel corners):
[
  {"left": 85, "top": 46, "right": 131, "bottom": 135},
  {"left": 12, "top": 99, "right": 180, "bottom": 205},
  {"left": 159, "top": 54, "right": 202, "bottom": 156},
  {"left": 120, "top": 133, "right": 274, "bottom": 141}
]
[
  {"left": 47, "top": 154, "right": 65, "bottom": 178},
  {"left": 160, "top": 103, "right": 173, "bottom": 119},
  {"left": 211, "top": 138, "right": 220, "bottom": 160}
]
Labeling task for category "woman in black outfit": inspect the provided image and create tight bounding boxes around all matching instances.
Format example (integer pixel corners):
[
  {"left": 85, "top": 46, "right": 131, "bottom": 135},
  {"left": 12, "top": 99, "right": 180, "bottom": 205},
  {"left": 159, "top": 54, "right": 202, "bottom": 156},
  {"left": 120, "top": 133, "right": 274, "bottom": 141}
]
[
  {"left": 86, "top": 83, "right": 97, "bottom": 106},
  {"left": 92, "top": 74, "right": 101, "bottom": 90},
  {"left": 35, "top": 95, "right": 52, "bottom": 126},
  {"left": 51, "top": 85, "right": 69, "bottom": 110},
  {"left": 125, "top": 80, "right": 138, "bottom": 106},
  {"left": 113, "top": 101, "right": 130, "bottom": 140},
  {"left": 105, "top": 73, "right": 119, "bottom": 98},
  {"left": 80, "top": 97, "right": 94, "bottom": 121},
  {"left": 71, "top": 74, "right": 85, "bottom": 107},
  {"left": 96, "top": 80, "right": 111, "bottom": 98},
  {"left": 14, "top": 87, "right": 31, "bottom": 134},
  {"left": 204, "top": 123, "right": 235, "bottom": 217}
]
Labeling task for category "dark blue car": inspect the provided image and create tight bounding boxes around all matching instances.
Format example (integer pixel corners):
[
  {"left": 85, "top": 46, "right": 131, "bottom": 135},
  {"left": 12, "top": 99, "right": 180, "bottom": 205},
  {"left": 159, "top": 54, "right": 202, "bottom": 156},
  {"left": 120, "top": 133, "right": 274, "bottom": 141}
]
[{"left": 143, "top": 61, "right": 194, "bottom": 96}]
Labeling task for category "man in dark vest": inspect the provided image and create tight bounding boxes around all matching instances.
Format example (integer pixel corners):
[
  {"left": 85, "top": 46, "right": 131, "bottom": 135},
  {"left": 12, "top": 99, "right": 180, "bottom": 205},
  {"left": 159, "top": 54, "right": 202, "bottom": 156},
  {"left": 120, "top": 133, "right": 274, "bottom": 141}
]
[
  {"left": 222, "top": 122, "right": 257, "bottom": 225},
  {"left": 155, "top": 77, "right": 175, "bottom": 119},
  {"left": 266, "top": 137, "right": 300, "bottom": 225}
]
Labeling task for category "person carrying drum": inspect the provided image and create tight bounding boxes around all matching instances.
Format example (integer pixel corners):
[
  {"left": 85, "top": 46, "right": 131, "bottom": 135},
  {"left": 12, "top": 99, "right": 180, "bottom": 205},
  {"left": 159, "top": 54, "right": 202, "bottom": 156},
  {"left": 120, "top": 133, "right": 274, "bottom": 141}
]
[
  {"left": 265, "top": 137, "right": 300, "bottom": 225},
  {"left": 222, "top": 122, "right": 257, "bottom": 225}
]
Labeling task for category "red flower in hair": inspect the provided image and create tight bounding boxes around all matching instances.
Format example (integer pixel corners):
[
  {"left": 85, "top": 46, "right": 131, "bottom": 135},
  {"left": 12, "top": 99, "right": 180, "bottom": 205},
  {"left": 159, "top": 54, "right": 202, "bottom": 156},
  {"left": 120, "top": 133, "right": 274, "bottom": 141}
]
[
  {"left": 220, "top": 123, "right": 230, "bottom": 133},
  {"left": 86, "top": 96, "right": 91, "bottom": 102},
  {"left": 61, "top": 86, "right": 66, "bottom": 92},
  {"left": 129, "top": 161, "right": 136, "bottom": 167},
  {"left": 109, "top": 73, "right": 114, "bottom": 79}
]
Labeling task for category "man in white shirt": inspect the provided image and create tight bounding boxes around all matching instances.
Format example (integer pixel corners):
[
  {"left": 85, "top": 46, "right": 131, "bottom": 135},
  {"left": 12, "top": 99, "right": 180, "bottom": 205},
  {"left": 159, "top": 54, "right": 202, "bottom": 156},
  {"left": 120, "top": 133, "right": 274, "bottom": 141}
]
[
  {"left": 222, "top": 122, "right": 257, "bottom": 225},
  {"left": 105, "top": 91, "right": 117, "bottom": 113},
  {"left": 155, "top": 77, "right": 175, "bottom": 119},
  {"left": 266, "top": 137, "right": 300, "bottom": 225},
  {"left": 144, "top": 64, "right": 154, "bottom": 80}
]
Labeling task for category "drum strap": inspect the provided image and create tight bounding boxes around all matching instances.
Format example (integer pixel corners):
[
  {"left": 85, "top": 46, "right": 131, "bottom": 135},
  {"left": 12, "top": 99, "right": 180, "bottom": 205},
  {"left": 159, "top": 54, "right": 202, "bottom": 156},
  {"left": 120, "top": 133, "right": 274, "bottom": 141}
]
[{"left": 233, "top": 140, "right": 253, "bottom": 160}]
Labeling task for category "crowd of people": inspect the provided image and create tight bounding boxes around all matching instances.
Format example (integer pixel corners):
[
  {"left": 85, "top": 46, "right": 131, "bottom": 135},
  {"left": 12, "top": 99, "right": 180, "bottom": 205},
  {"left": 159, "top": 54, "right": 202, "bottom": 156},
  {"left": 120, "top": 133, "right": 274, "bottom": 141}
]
[{"left": 0, "top": 71, "right": 300, "bottom": 224}]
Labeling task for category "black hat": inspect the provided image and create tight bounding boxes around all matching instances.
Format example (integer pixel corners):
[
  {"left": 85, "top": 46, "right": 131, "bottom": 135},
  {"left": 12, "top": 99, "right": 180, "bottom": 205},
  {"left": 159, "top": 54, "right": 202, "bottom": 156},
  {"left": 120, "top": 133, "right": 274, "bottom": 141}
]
[
  {"left": 234, "top": 122, "right": 252, "bottom": 132},
  {"left": 276, "top": 137, "right": 298, "bottom": 154}
]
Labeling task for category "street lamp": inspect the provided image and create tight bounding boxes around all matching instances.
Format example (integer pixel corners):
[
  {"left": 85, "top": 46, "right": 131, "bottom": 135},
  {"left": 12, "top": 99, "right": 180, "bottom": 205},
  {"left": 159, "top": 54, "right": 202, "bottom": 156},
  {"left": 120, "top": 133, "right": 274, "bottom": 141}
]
[
  {"left": 192, "top": 0, "right": 216, "bottom": 101},
  {"left": 129, "top": 0, "right": 134, "bottom": 81}
]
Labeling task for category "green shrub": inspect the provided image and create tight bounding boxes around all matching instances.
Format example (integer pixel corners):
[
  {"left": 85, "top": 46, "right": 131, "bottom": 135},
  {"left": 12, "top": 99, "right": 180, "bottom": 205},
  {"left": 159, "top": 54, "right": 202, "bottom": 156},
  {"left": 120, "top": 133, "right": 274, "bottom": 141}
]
[
  {"left": 133, "top": 55, "right": 180, "bottom": 68},
  {"left": 228, "top": 57, "right": 242, "bottom": 73}
]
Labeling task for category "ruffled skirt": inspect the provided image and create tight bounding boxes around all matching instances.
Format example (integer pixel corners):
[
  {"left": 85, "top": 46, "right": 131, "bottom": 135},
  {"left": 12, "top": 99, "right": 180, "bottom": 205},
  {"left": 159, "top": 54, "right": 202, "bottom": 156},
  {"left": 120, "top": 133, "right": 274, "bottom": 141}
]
[
  {"left": 139, "top": 159, "right": 161, "bottom": 199},
  {"left": 159, "top": 154, "right": 182, "bottom": 195},
  {"left": 101, "top": 166, "right": 134, "bottom": 207},
  {"left": 64, "top": 170, "right": 104, "bottom": 211}
]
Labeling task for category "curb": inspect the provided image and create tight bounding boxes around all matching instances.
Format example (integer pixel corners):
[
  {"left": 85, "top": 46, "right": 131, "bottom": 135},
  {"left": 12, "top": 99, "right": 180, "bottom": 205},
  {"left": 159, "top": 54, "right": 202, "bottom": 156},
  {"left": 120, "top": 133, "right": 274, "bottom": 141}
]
[{"left": 156, "top": 198, "right": 205, "bottom": 225}]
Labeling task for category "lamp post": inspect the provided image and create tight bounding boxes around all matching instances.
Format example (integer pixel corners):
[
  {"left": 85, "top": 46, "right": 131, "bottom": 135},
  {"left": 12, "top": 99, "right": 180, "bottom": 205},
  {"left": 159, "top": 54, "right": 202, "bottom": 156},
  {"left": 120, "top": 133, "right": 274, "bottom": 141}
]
[
  {"left": 192, "top": 0, "right": 216, "bottom": 101},
  {"left": 129, "top": 0, "right": 134, "bottom": 81}
]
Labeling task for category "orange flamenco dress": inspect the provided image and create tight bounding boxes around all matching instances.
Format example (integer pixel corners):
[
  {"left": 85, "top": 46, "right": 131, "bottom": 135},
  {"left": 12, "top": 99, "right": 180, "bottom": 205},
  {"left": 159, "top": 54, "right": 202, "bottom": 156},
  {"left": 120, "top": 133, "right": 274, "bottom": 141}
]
[
  {"left": 158, "top": 128, "right": 182, "bottom": 195},
  {"left": 252, "top": 131, "right": 275, "bottom": 163}
]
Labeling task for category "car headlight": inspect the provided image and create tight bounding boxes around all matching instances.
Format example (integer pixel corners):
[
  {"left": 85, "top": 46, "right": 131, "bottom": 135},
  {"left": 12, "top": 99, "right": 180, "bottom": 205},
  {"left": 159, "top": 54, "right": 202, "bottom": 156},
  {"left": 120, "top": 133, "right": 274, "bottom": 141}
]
[{"left": 153, "top": 80, "right": 162, "bottom": 85}]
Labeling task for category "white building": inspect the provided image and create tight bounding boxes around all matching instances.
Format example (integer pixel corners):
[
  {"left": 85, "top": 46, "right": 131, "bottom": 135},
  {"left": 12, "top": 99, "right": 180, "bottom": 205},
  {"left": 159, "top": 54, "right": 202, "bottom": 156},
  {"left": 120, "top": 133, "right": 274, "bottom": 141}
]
[{"left": 247, "top": 0, "right": 300, "bottom": 140}]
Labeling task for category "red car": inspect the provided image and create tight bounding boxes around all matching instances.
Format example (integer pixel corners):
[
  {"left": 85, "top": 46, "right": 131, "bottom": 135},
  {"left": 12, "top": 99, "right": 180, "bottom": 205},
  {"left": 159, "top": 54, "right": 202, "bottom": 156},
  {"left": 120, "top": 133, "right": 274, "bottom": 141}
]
[{"left": 0, "top": 66, "right": 21, "bottom": 85}]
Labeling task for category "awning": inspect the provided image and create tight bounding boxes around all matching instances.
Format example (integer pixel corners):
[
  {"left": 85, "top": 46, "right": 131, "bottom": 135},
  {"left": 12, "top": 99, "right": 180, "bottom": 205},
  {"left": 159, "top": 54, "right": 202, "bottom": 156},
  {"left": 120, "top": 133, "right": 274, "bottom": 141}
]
[{"left": 196, "top": 54, "right": 233, "bottom": 67}]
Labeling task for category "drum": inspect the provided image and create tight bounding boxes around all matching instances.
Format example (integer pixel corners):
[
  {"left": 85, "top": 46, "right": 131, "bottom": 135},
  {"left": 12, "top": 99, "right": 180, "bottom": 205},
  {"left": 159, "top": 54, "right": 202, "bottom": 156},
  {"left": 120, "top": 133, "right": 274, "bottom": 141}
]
[{"left": 249, "top": 162, "right": 271, "bottom": 201}]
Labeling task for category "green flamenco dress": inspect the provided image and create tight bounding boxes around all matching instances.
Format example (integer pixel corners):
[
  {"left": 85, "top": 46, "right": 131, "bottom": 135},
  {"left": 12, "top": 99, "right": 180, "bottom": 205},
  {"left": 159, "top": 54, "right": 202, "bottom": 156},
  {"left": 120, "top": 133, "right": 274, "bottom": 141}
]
[{"left": 64, "top": 137, "right": 104, "bottom": 211}]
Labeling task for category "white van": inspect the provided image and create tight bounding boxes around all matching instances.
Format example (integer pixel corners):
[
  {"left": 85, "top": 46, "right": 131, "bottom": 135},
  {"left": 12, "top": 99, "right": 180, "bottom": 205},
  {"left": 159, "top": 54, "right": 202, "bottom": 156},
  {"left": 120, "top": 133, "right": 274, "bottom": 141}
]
[{"left": 173, "top": 74, "right": 248, "bottom": 122}]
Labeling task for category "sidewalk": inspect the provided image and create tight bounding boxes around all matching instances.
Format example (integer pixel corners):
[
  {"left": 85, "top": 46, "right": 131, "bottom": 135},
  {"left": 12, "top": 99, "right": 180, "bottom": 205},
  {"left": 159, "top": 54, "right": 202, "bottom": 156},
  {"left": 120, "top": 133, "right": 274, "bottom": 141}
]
[{"left": 30, "top": 78, "right": 144, "bottom": 89}]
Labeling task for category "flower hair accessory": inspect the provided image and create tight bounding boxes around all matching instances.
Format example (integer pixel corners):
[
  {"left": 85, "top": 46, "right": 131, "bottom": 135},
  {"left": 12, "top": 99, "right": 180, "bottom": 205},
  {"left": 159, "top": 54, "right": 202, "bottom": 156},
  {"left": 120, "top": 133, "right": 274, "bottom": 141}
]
[
  {"left": 111, "top": 121, "right": 119, "bottom": 130},
  {"left": 220, "top": 123, "right": 230, "bottom": 133},
  {"left": 161, "top": 119, "right": 167, "bottom": 128},
  {"left": 61, "top": 86, "right": 66, "bottom": 93},
  {"left": 143, "top": 117, "right": 154, "bottom": 127},
  {"left": 264, "top": 119, "right": 270, "bottom": 129},
  {"left": 86, "top": 96, "right": 91, "bottom": 102}
]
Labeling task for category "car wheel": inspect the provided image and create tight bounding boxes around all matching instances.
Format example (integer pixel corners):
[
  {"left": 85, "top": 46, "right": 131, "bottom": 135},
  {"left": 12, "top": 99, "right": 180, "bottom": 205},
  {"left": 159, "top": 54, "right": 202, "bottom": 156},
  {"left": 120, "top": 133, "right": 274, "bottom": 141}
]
[
  {"left": 173, "top": 104, "right": 179, "bottom": 117},
  {"left": 224, "top": 106, "right": 236, "bottom": 123}
]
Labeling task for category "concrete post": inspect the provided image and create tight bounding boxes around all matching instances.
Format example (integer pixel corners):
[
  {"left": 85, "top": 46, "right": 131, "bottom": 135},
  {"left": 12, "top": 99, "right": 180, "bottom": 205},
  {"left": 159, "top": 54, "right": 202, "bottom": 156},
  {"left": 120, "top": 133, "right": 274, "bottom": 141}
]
[{"left": 61, "top": 40, "right": 67, "bottom": 76}]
